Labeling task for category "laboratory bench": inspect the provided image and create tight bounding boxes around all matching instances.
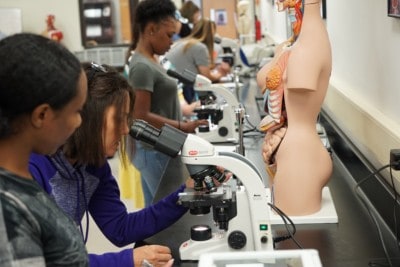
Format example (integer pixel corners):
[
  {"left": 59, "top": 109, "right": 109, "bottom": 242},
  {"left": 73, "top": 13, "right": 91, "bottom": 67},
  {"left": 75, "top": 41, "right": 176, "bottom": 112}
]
[{"left": 142, "top": 78, "right": 400, "bottom": 266}]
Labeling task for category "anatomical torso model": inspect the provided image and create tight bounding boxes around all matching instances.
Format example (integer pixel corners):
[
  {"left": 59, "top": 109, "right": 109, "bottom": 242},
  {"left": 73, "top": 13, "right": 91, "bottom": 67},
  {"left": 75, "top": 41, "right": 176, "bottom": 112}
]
[{"left": 257, "top": 0, "right": 332, "bottom": 216}]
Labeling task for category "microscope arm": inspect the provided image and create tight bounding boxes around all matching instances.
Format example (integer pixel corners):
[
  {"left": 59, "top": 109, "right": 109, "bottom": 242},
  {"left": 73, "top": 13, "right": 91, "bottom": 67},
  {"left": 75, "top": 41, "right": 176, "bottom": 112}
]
[
  {"left": 129, "top": 120, "right": 261, "bottom": 187},
  {"left": 129, "top": 120, "right": 220, "bottom": 179},
  {"left": 208, "top": 83, "right": 240, "bottom": 107},
  {"left": 181, "top": 135, "right": 271, "bottom": 252},
  {"left": 181, "top": 135, "right": 265, "bottom": 196}
]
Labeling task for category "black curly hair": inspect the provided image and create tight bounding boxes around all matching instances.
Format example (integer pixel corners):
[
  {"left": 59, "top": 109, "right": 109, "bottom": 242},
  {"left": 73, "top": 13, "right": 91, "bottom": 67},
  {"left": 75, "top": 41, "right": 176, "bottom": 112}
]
[
  {"left": 0, "top": 33, "right": 81, "bottom": 139},
  {"left": 134, "top": 0, "right": 177, "bottom": 34}
]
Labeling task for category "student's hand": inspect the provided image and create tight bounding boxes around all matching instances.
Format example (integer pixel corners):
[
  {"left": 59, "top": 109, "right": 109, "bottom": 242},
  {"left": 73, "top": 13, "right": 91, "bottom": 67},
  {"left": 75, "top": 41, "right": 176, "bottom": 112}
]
[
  {"left": 181, "top": 119, "right": 208, "bottom": 133},
  {"left": 180, "top": 100, "right": 201, "bottom": 116},
  {"left": 217, "top": 61, "right": 231, "bottom": 76},
  {"left": 184, "top": 166, "right": 232, "bottom": 188},
  {"left": 134, "top": 245, "right": 173, "bottom": 267},
  {"left": 163, "top": 259, "right": 174, "bottom": 267},
  {"left": 215, "top": 165, "right": 233, "bottom": 185}
]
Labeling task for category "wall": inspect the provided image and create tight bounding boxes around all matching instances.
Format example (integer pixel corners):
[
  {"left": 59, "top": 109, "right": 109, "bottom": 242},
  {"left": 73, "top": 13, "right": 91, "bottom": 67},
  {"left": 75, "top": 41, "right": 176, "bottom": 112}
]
[
  {"left": 325, "top": 0, "right": 400, "bottom": 185},
  {"left": 263, "top": 0, "right": 400, "bottom": 187},
  {"left": 259, "top": 0, "right": 288, "bottom": 43},
  {"left": 0, "top": 0, "right": 199, "bottom": 52},
  {"left": 0, "top": 0, "right": 82, "bottom": 52}
]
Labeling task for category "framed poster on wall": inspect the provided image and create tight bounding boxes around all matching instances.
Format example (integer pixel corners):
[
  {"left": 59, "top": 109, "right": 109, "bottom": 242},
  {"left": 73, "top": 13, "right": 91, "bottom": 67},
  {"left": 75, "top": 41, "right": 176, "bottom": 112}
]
[
  {"left": 388, "top": 0, "right": 400, "bottom": 18},
  {"left": 215, "top": 9, "right": 227, "bottom": 25},
  {"left": 202, "top": 0, "right": 237, "bottom": 39}
]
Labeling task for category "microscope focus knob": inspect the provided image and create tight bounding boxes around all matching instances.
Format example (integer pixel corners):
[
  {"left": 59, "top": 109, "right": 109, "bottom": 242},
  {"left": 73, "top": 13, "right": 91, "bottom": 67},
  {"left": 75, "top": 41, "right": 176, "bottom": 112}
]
[
  {"left": 218, "top": 126, "right": 228, "bottom": 137},
  {"left": 190, "top": 225, "right": 212, "bottom": 241},
  {"left": 228, "top": 230, "right": 247, "bottom": 249}
]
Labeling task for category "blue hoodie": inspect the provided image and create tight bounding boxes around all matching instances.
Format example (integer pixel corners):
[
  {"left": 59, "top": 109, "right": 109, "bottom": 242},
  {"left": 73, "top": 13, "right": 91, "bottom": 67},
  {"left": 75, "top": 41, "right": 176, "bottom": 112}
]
[{"left": 29, "top": 152, "right": 187, "bottom": 267}]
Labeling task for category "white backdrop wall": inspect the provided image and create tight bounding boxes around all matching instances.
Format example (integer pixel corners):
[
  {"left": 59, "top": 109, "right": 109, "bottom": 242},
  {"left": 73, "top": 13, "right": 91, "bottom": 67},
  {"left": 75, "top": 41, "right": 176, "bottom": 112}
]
[
  {"left": 0, "top": 0, "right": 188, "bottom": 52},
  {"left": 325, "top": 0, "right": 400, "bottom": 179},
  {"left": 259, "top": 0, "right": 287, "bottom": 43},
  {"left": 327, "top": 0, "right": 400, "bottom": 130},
  {"left": 0, "top": 0, "right": 82, "bottom": 51}
]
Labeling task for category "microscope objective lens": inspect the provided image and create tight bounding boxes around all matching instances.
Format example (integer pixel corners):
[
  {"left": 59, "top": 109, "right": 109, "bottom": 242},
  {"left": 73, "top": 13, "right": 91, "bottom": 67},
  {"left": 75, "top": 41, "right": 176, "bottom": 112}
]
[{"left": 204, "top": 176, "right": 216, "bottom": 190}]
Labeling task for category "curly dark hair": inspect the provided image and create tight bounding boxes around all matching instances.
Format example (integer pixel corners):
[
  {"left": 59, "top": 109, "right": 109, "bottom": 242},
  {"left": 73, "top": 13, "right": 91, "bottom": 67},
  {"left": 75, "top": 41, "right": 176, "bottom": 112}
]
[
  {"left": 0, "top": 33, "right": 81, "bottom": 139},
  {"left": 134, "top": 0, "right": 177, "bottom": 34}
]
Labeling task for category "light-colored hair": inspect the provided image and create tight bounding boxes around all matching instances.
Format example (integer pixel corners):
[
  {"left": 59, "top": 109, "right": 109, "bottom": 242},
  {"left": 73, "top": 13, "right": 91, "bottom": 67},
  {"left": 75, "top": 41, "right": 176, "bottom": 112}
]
[
  {"left": 182, "top": 18, "right": 215, "bottom": 65},
  {"left": 179, "top": 0, "right": 200, "bottom": 24}
]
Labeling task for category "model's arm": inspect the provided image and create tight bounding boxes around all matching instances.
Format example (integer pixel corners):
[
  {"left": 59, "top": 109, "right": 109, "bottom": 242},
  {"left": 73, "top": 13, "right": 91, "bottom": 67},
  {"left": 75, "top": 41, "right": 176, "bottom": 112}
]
[
  {"left": 286, "top": 3, "right": 330, "bottom": 91},
  {"left": 286, "top": 44, "right": 320, "bottom": 91},
  {"left": 88, "top": 163, "right": 187, "bottom": 247}
]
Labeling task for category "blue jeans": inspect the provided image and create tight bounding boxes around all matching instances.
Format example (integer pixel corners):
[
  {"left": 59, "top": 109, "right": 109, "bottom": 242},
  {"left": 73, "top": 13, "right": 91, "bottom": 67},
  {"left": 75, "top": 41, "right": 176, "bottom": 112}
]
[{"left": 132, "top": 141, "right": 170, "bottom": 207}]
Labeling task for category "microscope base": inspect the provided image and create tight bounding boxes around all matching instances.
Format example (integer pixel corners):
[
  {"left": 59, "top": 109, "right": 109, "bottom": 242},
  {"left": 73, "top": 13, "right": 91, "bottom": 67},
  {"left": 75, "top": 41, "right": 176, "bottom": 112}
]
[
  {"left": 267, "top": 187, "right": 338, "bottom": 224},
  {"left": 180, "top": 233, "right": 236, "bottom": 261},
  {"left": 179, "top": 232, "right": 272, "bottom": 261},
  {"left": 179, "top": 186, "right": 273, "bottom": 261}
]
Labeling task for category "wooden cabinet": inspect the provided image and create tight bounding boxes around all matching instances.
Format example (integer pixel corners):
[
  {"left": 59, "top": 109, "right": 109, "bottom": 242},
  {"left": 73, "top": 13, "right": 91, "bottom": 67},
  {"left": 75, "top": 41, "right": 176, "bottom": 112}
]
[
  {"left": 202, "top": 0, "right": 238, "bottom": 39},
  {"left": 81, "top": 1, "right": 114, "bottom": 45}
]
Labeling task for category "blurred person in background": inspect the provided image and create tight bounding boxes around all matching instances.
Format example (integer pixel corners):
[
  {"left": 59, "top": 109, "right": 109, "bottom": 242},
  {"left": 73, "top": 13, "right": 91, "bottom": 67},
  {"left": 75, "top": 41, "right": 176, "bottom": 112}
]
[
  {"left": 127, "top": 0, "right": 207, "bottom": 207},
  {"left": 178, "top": 0, "right": 201, "bottom": 38},
  {"left": 165, "top": 18, "right": 231, "bottom": 104}
]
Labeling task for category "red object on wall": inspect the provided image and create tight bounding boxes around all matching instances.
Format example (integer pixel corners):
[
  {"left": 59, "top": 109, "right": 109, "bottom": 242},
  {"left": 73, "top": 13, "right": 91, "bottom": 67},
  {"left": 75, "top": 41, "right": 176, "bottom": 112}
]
[
  {"left": 43, "top": 14, "right": 63, "bottom": 43},
  {"left": 255, "top": 15, "right": 261, "bottom": 42}
]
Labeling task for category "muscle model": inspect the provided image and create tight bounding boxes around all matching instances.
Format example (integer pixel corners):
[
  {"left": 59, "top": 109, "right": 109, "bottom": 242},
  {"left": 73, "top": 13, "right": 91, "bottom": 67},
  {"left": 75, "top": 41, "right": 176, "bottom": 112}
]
[
  {"left": 237, "top": 0, "right": 252, "bottom": 35},
  {"left": 42, "top": 14, "right": 63, "bottom": 43},
  {"left": 257, "top": 0, "right": 332, "bottom": 215}
]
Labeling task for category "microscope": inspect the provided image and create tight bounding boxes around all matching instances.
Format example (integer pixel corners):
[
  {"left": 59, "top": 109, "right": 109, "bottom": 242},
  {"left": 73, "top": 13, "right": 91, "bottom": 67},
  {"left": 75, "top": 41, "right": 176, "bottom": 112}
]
[
  {"left": 167, "top": 68, "right": 242, "bottom": 144},
  {"left": 130, "top": 120, "right": 273, "bottom": 261}
]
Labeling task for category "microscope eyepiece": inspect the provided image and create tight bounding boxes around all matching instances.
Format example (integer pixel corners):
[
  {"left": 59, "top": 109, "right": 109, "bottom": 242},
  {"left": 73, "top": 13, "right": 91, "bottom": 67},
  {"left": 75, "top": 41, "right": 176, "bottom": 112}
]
[
  {"left": 129, "top": 119, "right": 160, "bottom": 145},
  {"left": 129, "top": 119, "right": 187, "bottom": 158}
]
